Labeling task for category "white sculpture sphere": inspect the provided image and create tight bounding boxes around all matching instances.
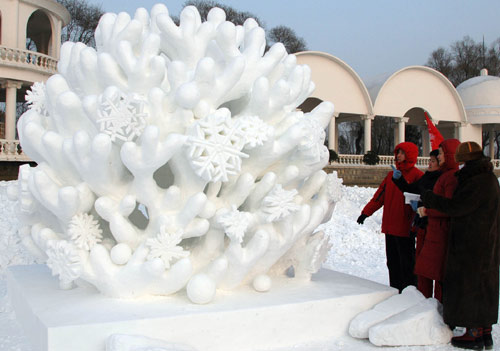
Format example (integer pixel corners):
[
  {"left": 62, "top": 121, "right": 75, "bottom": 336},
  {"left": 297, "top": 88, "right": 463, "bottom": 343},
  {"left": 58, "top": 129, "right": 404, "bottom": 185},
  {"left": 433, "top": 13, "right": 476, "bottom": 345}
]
[
  {"left": 252, "top": 274, "right": 272, "bottom": 292},
  {"left": 187, "top": 273, "right": 216, "bottom": 304},
  {"left": 110, "top": 243, "right": 132, "bottom": 265}
]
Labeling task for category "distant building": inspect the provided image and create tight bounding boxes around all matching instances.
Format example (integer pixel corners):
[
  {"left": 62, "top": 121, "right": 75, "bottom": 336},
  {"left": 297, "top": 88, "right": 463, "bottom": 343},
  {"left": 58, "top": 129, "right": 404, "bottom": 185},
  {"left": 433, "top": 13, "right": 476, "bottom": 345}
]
[
  {"left": 296, "top": 51, "right": 498, "bottom": 158},
  {"left": 0, "top": 0, "right": 69, "bottom": 159}
]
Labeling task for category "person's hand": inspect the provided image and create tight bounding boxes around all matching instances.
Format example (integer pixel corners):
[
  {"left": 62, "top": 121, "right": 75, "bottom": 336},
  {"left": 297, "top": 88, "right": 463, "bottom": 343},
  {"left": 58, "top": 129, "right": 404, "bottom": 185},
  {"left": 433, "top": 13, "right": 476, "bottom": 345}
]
[
  {"left": 357, "top": 214, "right": 368, "bottom": 224},
  {"left": 417, "top": 207, "right": 427, "bottom": 217},
  {"left": 391, "top": 165, "right": 402, "bottom": 179},
  {"left": 410, "top": 200, "right": 419, "bottom": 211}
]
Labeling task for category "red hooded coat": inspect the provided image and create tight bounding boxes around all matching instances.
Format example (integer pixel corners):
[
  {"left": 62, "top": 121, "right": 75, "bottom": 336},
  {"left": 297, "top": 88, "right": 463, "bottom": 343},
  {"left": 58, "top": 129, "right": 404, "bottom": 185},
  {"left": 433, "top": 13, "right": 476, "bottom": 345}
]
[
  {"left": 414, "top": 138, "right": 460, "bottom": 280},
  {"left": 361, "top": 142, "right": 423, "bottom": 237}
]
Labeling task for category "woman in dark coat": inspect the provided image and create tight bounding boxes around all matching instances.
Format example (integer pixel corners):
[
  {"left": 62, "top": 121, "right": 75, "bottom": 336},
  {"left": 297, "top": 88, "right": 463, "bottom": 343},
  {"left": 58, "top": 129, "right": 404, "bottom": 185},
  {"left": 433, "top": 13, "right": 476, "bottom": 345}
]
[{"left": 421, "top": 141, "right": 500, "bottom": 350}]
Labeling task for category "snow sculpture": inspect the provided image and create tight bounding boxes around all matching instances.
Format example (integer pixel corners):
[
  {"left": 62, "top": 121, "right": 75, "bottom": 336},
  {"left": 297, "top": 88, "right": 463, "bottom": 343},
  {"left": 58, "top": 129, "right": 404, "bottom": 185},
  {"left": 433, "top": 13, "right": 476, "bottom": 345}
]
[{"left": 13, "top": 4, "right": 340, "bottom": 303}]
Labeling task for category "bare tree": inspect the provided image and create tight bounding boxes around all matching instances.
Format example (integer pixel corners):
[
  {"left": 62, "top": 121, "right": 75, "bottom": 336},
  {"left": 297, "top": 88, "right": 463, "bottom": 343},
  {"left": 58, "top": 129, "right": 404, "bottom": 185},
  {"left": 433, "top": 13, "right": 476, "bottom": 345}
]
[
  {"left": 57, "top": 0, "right": 104, "bottom": 47},
  {"left": 183, "top": 0, "right": 307, "bottom": 53},
  {"left": 426, "top": 35, "right": 500, "bottom": 86},
  {"left": 426, "top": 47, "right": 453, "bottom": 79},
  {"left": 267, "top": 25, "right": 307, "bottom": 53}
]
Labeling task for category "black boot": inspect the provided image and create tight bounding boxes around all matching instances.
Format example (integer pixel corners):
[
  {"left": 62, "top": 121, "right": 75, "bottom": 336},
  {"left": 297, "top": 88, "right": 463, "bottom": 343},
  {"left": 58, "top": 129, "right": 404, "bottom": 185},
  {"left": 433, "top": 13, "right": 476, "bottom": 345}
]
[
  {"left": 451, "top": 327, "right": 484, "bottom": 350},
  {"left": 483, "top": 326, "right": 493, "bottom": 350}
]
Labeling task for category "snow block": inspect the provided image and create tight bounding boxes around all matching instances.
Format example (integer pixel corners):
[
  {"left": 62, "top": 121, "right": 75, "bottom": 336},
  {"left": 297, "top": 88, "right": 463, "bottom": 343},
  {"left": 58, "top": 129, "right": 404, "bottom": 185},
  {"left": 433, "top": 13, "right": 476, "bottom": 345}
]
[
  {"left": 348, "top": 285, "right": 425, "bottom": 339},
  {"left": 7, "top": 265, "right": 396, "bottom": 351},
  {"left": 368, "top": 298, "right": 452, "bottom": 346}
]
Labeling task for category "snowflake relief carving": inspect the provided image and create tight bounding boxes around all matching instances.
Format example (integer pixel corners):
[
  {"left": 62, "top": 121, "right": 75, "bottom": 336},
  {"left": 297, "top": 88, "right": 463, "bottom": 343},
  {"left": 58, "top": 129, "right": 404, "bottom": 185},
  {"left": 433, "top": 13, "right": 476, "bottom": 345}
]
[
  {"left": 67, "top": 213, "right": 103, "bottom": 251},
  {"left": 146, "top": 227, "right": 189, "bottom": 269},
  {"left": 97, "top": 88, "right": 148, "bottom": 142},
  {"left": 236, "top": 116, "right": 274, "bottom": 149},
  {"left": 25, "top": 82, "right": 49, "bottom": 116},
  {"left": 217, "top": 205, "right": 252, "bottom": 243},
  {"left": 262, "top": 184, "right": 301, "bottom": 222},
  {"left": 46, "top": 240, "right": 83, "bottom": 286},
  {"left": 186, "top": 109, "right": 248, "bottom": 182}
]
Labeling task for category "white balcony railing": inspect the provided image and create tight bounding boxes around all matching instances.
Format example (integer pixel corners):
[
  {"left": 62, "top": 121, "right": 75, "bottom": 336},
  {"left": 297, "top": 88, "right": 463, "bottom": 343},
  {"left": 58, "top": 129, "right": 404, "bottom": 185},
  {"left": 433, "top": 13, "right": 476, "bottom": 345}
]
[
  {"left": 334, "top": 154, "right": 500, "bottom": 169},
  {"left": 0, "top": 139, "right": 31, "bottom": 161},
  {"left": 0, "top": 46, "right": 58, "bottom": 74}
]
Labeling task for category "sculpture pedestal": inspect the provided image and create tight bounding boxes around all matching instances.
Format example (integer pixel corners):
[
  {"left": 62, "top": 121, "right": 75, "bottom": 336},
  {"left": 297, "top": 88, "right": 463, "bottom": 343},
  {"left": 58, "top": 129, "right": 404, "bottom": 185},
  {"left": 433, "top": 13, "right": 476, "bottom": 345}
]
[{"left": 7, "top": 265, "right": 396, "bottom": 351}]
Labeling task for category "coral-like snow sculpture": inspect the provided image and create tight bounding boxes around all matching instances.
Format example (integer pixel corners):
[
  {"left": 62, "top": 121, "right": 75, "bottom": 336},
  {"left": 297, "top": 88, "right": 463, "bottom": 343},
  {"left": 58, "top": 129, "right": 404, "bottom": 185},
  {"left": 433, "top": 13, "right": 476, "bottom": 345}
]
[{"left": 13, "top": 4, "right": 341, "bottom": 303}]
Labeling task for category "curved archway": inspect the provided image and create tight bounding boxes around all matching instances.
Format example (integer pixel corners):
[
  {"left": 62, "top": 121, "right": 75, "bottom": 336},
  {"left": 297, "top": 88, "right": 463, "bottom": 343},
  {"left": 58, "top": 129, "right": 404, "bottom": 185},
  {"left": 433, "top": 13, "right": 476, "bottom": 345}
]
[
  {"left": 374, "top": 66, "right": 467, "bottom": 124},
  {"left": 26, "top": 9, "right": 52, "bottom": 54},
  {"left": 295, "top": 51, "right": 373, "bottom": 115}
]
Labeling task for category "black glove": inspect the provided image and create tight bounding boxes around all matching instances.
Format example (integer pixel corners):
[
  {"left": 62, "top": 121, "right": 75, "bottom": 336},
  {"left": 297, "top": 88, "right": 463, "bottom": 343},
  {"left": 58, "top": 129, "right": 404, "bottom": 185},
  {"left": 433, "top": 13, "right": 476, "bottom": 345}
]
[{"left": 357, "top": 214, "right": 368, "bottom": 225}]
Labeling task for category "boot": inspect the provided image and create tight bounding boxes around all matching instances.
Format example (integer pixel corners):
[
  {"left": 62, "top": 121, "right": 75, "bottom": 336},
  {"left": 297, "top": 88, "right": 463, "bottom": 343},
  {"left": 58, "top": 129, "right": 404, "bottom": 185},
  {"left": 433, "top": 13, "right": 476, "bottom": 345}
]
[
  {"left": 483, "top": 326, "right": 493, "bottom": 350},
  {"left": 451, "top": 327, "right": 484, "bottom": 350}
]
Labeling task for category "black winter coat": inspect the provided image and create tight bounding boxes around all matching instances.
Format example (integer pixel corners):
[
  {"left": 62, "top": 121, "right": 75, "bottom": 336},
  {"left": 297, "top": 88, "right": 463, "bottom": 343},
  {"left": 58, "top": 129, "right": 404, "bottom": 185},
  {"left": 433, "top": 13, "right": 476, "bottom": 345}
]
[{"left": 422, "top": 158, "right": 500, "bottom": 327}]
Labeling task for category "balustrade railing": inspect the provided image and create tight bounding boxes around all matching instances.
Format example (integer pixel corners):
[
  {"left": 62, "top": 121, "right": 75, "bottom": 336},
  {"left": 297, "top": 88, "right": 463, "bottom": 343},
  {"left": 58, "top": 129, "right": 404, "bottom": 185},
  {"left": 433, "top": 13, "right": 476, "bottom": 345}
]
[
  {"left": 0, "top": 139, "right": 30, "bottom": 161},
  {"left": 0, "top": 46, "right": 58, "bottom": 74},
  {"left": 334, "top": 154, "right": 500, "bottom": 169}
]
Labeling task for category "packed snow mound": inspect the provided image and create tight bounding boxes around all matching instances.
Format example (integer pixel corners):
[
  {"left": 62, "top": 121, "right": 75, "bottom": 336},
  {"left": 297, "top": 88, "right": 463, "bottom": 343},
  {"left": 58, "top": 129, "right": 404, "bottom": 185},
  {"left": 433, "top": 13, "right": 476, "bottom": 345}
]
[
  {"left": 369, "top": 298, "right": 452, "bottom": 346},
  {"left": 13, "top": 4, "right": 339, "bottom": 303},
  {"left": 349, "top": 285, "right": 425, "bottom": 339}
]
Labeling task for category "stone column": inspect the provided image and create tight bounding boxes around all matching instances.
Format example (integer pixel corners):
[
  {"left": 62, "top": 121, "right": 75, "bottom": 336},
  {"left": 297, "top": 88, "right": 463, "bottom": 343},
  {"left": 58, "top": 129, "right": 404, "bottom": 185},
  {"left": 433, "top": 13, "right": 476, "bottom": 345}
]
[
  {"left": 395, "top": 117, "right": 408, "bottom": 145},
  {"left": 2, "top": 80, "right": 23, "bottom": 140},
  {"left": 489, "top": 126, "right": 495, "bottom": 158},
  {"left": 328, "top": 113, "right": 337, "bottom": 150},
  {"left": 362, "top": 114, "right": 374, "bottom": 153},
  {"left": 457, "top": 122, "right": 467, "bottom": 141}
]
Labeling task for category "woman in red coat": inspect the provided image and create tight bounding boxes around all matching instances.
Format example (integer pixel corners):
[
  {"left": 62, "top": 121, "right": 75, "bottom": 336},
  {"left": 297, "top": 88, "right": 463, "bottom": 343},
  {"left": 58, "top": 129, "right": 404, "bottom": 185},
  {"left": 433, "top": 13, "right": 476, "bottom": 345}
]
[
  {"left": 357, "top": 142, "right": 423, "bottom": 292},
  {"left": 414, "top": 139, "right": 460, "bottom": 301}
]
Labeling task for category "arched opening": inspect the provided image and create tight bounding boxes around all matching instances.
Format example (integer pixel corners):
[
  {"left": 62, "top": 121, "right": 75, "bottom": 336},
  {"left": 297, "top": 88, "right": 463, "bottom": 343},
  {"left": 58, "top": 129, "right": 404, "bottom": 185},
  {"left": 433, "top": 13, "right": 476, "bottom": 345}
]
[{"left": 26, "top": 10, "right": 52, "bottom": 54}]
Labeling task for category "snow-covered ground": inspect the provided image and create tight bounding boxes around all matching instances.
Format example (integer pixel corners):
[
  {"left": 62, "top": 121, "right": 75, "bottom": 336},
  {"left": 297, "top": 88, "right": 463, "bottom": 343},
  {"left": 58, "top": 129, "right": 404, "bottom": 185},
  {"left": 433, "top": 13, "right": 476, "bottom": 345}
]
[{"left": 1, "top": 181, "right": 499, "bottom": 350}]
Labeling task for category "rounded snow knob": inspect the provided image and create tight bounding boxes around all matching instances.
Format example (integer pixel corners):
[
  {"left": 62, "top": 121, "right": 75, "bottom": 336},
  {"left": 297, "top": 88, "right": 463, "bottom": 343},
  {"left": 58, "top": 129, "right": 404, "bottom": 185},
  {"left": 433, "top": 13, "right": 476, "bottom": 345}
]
[
  {"left": 252, "top": 274, "right": 271, "bottom": 292},
  {"left": 187, "top": 273, "right": 216, "bottom": 304},
  {"left": 110, "top": 243, "right": 132, "bottom": 265},
  {"left": 175, "top": 82, "right": 200, "bottom": 109}
]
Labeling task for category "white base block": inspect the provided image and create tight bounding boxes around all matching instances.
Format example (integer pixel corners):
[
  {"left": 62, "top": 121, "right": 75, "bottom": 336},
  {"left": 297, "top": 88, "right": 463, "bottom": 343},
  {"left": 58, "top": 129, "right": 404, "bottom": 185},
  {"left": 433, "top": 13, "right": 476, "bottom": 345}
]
[{"left": 7, "top": 265, "right": 396, "bottom": 351}]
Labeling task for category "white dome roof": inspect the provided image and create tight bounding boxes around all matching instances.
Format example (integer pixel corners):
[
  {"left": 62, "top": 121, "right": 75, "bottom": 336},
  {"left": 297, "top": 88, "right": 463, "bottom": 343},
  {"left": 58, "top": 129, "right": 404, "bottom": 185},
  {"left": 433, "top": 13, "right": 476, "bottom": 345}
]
[{"left": 456, "top": 69, "right": 500, "bottom": 124}]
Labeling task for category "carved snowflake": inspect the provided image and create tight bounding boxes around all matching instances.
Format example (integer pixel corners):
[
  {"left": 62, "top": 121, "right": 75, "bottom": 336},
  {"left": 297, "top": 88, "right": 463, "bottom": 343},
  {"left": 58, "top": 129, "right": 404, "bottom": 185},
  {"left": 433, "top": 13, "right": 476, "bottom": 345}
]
[
  {"left": 325, "top": 172, "right": 343, "bottom": 203},
  {"left": 298, "top": 117, "right": 326, "bottom": 162},
  {"left": 25, "top": 82, "right": 48, "bottom": 116},
  {"left": 236, "top": 116, "right": 274, "bottom": 149},
  {"left": 262, "top": 184, "right": 301, "bottom": 222},
  {"left": 217, "top": 205, "right": 252, "bottom": 243},
  {"left": 68, "top": 213, "right": 103, "bottom": 251},
  {"left": 97, "top": 89, "right": 147, "bottom": 142},
  {"left": 46, "top": 240, "right": 83, "bottom": 284},
  {"left": 146, "top": 227, "right": 189, "bottom": 269},
  {"left": 186, "top": 109, "right": 248, "bottom": 182}
]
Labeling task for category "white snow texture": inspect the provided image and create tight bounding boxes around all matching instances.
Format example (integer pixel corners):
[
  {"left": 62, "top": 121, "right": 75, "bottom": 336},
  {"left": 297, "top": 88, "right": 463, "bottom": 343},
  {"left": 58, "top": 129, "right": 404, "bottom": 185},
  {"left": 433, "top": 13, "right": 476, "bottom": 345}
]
[{"left": 14, "top": 4, "right": 340, "bottom": 303}]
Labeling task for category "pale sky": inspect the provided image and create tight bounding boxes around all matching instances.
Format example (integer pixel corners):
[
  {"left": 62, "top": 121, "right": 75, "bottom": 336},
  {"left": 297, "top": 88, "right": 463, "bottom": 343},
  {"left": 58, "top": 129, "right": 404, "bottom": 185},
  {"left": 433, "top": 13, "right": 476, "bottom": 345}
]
[{"left": 86, "top": 0, "right": 500, "bottom": 81}]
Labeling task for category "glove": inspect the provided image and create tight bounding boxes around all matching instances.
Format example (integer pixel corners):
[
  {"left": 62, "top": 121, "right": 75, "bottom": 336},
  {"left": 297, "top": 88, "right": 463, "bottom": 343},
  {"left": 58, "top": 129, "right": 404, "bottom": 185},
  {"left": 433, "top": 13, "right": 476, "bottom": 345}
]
[
  {"left": 391, "top": 165, "right": 402, "bottom": 179},
  {"left": 357, "top": 214, "right": 368, "bottom": 225},
  {"left": 410, "top": 200, "right": 419, "bottom": 211}
]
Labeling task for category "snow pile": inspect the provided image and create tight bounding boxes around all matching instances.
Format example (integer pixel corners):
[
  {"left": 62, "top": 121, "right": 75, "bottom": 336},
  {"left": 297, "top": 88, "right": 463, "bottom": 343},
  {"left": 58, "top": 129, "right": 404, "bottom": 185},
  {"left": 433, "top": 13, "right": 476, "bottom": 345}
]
[
  {"left": 349, "top": 286, "right": 426, "bottom": 339},
  {"left": 369, "top": 298, "right": 452, "bottom": 346},
  {"left": 349, "top": 286, "right": 452, "bottom": 346}
]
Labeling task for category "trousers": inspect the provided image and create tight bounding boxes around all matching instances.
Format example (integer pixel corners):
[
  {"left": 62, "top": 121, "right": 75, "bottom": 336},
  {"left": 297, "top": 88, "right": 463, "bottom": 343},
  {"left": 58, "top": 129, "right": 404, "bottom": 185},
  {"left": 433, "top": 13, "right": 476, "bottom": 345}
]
[{"left": 385, "top": 233, "right": 417, "bottom": 292}]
